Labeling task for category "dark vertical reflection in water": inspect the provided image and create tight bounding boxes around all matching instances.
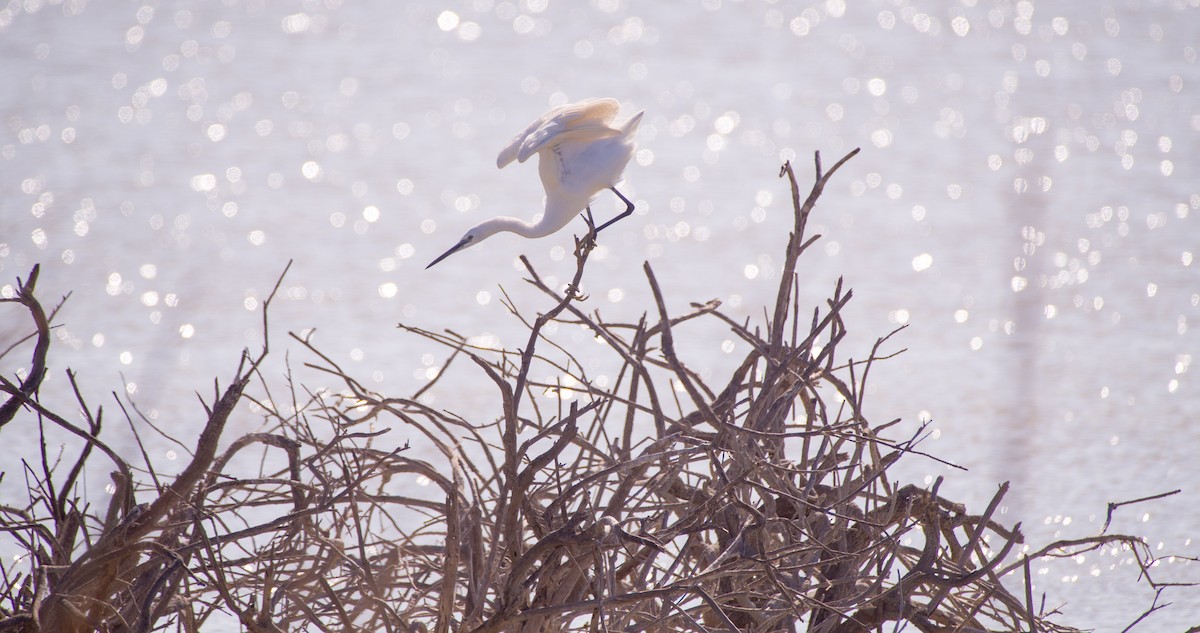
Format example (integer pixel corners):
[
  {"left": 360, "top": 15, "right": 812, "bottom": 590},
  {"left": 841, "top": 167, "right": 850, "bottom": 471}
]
[{"left": 1002, "top": 115, "right": 1056, "bottom": 511}]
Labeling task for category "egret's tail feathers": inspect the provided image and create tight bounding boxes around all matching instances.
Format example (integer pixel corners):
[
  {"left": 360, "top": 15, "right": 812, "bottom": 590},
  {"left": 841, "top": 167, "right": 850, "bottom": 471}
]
[{"left": 621, "top": 110, "right": 645, "bottom": 135}]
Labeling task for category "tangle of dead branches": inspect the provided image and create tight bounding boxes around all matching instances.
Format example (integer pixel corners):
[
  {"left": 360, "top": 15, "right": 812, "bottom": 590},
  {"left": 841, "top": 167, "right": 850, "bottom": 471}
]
[{"left": 0, "top": 150, "right": 1192, "bottom": 632}]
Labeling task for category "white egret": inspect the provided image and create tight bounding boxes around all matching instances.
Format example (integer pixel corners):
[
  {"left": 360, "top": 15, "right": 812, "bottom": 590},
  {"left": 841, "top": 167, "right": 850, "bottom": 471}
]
[{"left": 426, "top": 98, "right": 644, "bottom": 269}]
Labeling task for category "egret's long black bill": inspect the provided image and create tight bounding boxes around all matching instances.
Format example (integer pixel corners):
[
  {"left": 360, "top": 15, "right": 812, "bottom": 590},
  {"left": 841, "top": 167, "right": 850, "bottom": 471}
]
[{"left": 426, "top": 238, "right": 470, "bottom": 269}]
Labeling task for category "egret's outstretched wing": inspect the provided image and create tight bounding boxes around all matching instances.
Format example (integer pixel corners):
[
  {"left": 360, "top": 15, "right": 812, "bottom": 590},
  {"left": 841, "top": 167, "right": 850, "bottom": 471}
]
[{"left": 497, "top": 98, "right": 622, "bottom": 168}]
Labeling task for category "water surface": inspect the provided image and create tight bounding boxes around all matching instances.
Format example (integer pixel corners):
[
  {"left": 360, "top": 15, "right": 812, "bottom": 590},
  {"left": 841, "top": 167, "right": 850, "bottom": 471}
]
[{"left": 2, "top": 1, "right": 1198, "bottom": 627}]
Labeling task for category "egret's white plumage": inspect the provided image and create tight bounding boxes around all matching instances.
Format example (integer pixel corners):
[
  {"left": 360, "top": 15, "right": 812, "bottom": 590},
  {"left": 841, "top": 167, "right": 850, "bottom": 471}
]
[{"left": 426, "top": 98, "right": 643, "bottom": 269}]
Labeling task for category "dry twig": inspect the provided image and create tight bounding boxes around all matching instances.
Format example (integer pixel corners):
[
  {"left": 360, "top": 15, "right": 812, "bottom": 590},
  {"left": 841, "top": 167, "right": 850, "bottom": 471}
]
[{"left": 0, "top": 155, "right": 1192, "bottom": 632}]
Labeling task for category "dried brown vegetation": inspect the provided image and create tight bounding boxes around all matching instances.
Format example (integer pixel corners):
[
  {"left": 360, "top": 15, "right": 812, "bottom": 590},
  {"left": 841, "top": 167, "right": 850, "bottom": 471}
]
[{"left": 0, "top": 151, "right": 1191, "bottom": 632}]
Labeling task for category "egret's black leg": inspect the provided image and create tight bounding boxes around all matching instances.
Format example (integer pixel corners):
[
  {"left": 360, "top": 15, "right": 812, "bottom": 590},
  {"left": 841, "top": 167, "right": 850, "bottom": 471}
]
[{"left": 594, "top": 187, "right": 635, "bottom": 233}]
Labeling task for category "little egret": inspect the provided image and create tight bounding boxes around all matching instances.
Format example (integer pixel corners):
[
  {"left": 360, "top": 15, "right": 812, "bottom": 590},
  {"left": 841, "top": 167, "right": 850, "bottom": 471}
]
[{"left": 426, "top": 98, "right": 644, "bottom": 269}]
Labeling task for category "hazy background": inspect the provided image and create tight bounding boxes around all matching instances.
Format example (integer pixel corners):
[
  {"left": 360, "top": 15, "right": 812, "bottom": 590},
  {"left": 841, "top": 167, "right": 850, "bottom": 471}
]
[{"left": 2, "top": 0, "right": 1198, "bottom": 628}]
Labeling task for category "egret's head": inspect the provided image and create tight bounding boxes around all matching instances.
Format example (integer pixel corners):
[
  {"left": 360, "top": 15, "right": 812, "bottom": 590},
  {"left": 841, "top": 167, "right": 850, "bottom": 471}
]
[{"left": 425, "top": 221, "right": 507, "bottom": 269}]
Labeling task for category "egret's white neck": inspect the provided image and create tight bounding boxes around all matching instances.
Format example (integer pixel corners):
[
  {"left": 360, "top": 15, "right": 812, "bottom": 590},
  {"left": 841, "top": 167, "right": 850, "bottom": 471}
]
[{"left": 479, "top": 215, "right": 558, "bottom": 239}]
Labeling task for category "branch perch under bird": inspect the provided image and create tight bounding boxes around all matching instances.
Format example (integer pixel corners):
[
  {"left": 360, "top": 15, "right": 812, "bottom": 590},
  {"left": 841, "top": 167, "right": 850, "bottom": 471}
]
[
  {"left": 426, "top": 98, "right": 643, "bottom": 269},
  {"left": 1, "top": 152, "right": 1193, "bottom": 632}
]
